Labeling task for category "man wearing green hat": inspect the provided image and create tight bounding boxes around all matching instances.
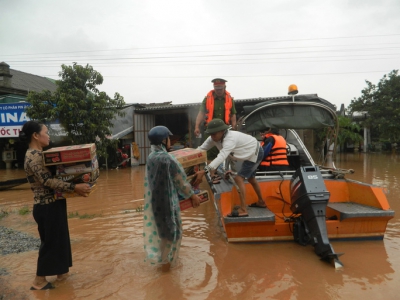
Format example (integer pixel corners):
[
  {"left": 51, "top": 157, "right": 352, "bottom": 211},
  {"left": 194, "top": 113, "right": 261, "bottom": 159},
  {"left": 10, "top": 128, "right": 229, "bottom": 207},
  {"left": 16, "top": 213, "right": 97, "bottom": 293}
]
[
  {"left": 194, "top": 78, "right": 237, "bottom": 184},
  {"left": 192, "top": 118, "right": 265, "bottom": 217}
]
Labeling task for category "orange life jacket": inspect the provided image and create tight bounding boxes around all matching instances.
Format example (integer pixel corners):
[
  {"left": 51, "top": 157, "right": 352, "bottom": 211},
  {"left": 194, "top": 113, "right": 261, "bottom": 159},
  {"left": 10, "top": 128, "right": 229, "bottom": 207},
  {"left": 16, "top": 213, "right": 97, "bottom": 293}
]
[
  {"left": 205, "top": 90, "right": 233, "bottom": 125},
  {"left": 260, "top": 133, "right": 289, "bottom": 166}
]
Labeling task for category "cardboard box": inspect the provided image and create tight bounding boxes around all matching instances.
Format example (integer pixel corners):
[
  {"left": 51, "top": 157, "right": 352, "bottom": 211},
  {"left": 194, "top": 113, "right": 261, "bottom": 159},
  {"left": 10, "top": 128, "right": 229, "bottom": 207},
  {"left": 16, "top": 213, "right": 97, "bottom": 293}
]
[
  {"left": 184, "top": 164, "right": 203, "bottom": 182},
  {"left": 179, "top": 190, "right": 209, "bottom": 211},
  {"left": 54, "top": 183, "right": 96, "bottom": 200},
  {"left": 43, "top": 144, "right": 96, "bottom": 166},
  {"left": 170, "top": 148, "right": 207, "bottom": 169},
  {"left": 54, "top": 169, "right": 100, "bottom": 184},
  {"left": 55, "top": 156, "right": 99, "bottom": 175}
]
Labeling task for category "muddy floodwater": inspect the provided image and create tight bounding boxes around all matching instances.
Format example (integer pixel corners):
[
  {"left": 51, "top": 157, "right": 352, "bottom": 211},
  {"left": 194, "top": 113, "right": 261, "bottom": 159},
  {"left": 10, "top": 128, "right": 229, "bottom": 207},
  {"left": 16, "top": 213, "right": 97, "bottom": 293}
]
[{"left": 1, "top": 152, "right": 400, "bottom": 299}]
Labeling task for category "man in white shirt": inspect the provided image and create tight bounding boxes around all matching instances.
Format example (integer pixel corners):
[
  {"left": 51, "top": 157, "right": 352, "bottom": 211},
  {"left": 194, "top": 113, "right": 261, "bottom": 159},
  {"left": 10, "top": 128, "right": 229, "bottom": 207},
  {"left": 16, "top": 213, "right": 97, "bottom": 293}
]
[{"left": 192, "top": 118, "right": 265, "bottom": 217}]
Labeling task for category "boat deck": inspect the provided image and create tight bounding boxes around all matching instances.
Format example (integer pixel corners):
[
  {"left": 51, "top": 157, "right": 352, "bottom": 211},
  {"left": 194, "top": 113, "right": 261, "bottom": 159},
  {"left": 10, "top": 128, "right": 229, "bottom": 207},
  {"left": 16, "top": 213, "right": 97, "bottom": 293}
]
[
  {"left": 206, "top": 171, "right": 395, "bottom": 242},
  {"left": 327, "top": 202, "right": 394, "bottom": 220},
  {"left": 224, "top": 207, "right": 275, "bottom": 224}
]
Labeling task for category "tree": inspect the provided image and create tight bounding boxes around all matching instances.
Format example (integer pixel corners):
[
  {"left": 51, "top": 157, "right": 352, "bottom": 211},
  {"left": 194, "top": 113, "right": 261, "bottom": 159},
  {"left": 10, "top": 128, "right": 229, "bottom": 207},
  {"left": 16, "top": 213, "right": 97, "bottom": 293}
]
[
  {"left": 336, "top": 116, "right": 363, "bottom": 149},
  {"left": 348, "top": 70, "right": 400, "bottom": 142},
  {"left": 314, "top": 115, "right": 363, "bottom": 156},
  {"left": 26, "top": 63, "right": 126, "bottom": 159}
]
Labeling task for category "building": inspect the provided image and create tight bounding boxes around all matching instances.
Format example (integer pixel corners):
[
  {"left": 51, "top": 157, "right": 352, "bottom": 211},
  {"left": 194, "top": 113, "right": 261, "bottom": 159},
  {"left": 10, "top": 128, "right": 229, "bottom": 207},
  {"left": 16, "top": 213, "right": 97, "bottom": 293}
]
[
  {"left": 132, "top": 96, "right": 315, "bottom": 165},
  {"left": 0, "top": 62, "right": 58, "bottom": 169},
  {"left": 0, "top": 62, "right": 140, "bottom": 170},
  {"left": 0, "top": 61, "right": 319, "bottom": 168}
]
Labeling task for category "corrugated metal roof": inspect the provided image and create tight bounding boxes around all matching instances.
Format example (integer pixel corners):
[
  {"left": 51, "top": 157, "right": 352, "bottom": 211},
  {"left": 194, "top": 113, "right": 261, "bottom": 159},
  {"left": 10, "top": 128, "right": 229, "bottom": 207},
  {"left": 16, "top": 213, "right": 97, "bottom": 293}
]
[
  {"left": 9, "top": 69, "right": 57, "bottom": 93},
  {"left": 133, "top": 95, "right": 302, "bottom": 112},
  {"left": 134, "top": 102, "right": 200, "bottom": 112}
]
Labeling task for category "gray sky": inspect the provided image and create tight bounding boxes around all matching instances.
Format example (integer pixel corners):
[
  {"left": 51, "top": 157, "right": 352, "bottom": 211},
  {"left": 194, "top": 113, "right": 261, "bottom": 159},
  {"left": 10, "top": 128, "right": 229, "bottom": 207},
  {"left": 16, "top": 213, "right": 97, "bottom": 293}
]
[{"left": 1, "top": 0, "right": 400, "bottom": 109}]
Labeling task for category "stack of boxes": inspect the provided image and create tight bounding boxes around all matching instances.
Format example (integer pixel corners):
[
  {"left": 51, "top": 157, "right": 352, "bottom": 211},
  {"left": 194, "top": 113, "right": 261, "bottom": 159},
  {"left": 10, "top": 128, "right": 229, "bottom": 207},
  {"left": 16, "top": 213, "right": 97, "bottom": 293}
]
[
  {"left": 170, "top": 148, "right": 210, "bottom": 210},
  {"left": 42, "top": 143, "right": 99, "bottom": 199}
]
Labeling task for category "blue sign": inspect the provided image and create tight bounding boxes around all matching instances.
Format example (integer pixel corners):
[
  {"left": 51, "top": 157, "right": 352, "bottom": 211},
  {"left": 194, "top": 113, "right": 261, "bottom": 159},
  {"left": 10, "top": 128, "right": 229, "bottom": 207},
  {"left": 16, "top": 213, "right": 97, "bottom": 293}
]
[
  {"left": 0, "top": 102, "right": 31, "bottom": 126},
  {"left": 0, "top": 102, "right": 31, "bottom": 137}
]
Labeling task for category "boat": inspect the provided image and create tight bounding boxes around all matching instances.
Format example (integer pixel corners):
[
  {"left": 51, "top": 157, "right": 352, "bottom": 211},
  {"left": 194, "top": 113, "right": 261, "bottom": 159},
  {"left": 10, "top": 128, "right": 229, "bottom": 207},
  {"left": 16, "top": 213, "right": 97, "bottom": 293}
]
[
  {"left": 0, "top": 178, "right": 28, "bottom": 191},
  {"left": 207, "top": 86, "right": 395, "bottom": 268}
]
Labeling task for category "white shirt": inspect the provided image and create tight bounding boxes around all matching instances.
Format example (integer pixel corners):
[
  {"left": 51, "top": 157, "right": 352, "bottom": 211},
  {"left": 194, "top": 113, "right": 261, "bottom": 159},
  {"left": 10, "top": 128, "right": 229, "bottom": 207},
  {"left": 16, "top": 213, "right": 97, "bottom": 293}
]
[{"left": 198, "top": 130, "right": 259, "bottom": 170}]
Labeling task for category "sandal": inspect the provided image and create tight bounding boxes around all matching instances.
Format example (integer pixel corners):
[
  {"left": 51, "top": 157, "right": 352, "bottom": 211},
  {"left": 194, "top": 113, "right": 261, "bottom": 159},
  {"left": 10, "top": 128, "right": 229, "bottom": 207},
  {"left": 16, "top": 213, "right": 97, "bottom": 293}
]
[
  {"left": 211, "top": 175, "right": 222, "bottom": 184},
  {"left": 227, "top": 210, "right": 249, "bottom": 217},
  {"left": 248, "top": 202, "right": 267, "bottom": 208},
  {"left": 30, "top": 282, "right": 54, "bottom": 290},
  {"left": 227, "top": 207, "right": 249, "bottom": 217},
  {"left": 224, "top": 170, "right": 237, "bottom": 179}
]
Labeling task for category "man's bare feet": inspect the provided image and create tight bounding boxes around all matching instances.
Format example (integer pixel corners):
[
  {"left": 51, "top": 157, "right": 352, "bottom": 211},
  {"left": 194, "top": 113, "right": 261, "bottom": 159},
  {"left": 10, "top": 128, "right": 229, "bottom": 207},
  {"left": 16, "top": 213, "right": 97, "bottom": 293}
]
[{"left": 238, "top": 206, "right": 248, "bottom": 214}]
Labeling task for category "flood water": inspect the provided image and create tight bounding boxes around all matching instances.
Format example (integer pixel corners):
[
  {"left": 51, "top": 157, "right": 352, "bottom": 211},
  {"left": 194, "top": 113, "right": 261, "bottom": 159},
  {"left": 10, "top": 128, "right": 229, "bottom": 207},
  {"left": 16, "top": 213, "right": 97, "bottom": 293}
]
[{"left": 0, "top": 152, "right": 399, "bottom": 300}]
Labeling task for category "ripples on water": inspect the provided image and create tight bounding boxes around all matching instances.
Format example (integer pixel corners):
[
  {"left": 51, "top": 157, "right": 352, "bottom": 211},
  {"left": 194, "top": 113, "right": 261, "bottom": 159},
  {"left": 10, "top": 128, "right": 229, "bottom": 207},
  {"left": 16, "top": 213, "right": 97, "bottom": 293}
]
[{"left": 0, "top": 152, "right": 400, "bottom": 299}]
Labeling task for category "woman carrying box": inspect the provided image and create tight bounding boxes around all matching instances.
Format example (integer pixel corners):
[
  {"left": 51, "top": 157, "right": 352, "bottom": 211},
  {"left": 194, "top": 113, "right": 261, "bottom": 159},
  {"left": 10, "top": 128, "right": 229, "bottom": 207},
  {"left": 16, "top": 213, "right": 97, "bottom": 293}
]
[{"left": 19, "top": 121, "right": 92, "bottom": 290}]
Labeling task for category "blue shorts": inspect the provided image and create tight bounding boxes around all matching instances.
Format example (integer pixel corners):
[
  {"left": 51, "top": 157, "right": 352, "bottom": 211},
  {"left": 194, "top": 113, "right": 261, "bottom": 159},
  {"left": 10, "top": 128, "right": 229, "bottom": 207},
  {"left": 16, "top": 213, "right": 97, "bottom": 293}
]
[{"left": 237, "top": 146, "right": 264, "bottom": 179}]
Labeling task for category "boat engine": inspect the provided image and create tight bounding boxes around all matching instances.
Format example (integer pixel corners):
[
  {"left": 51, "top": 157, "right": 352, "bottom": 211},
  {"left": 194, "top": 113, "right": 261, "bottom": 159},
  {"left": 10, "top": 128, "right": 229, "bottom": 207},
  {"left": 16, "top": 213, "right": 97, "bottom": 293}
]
[{"left": 290, "top": 166, "right": 343, "bottom": 268}]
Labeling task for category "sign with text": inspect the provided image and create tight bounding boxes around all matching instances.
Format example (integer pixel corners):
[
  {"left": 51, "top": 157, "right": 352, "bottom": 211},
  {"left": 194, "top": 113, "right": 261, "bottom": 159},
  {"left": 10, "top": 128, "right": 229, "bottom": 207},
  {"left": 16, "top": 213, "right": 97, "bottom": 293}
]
[
  {"left": 0, "top": 102, "right": 31, "bottom": 137},
  {"left": 0, "top": 103, "right": 66, "bottom": 138}
]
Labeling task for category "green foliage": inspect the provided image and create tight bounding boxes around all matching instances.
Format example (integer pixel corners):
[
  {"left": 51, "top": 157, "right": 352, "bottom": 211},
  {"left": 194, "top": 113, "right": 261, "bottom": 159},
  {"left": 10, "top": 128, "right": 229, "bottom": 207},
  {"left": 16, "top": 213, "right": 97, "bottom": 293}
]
[
  {"left": 314, "top": 116, "right": 363, "bottom": 156},
  {"left": 336, "top": 116, "right": 363, "bottom": 148},
  {"left": 348, "top": 70, "right": 400, "bottom": 142},
  {"left": 0, "top": 208, "right": 9, "bottom": 220},
  {"left": 26, "top": 62, "right": 126, "bottom": 159},
  {"left": 18, "top": 206, "right": 30, "bottom": 215},
  {"left": 25, "top": 90, "right": 58, "bottom": 124},
  {"left": 78, "top": 213, "right": 100, "bottom": 219},
  {"left": 122, "top": 204, "right": 143, "bottom": 214},
  {"left": 1, "top": 207, "right": 31, "bottom": 218},
  {"left": 67, "top": 211, "right": 102, "bottom": 219},
  {"left": 68, "top": 211, "right": 79, "bottom": 218},
  {"left": 314, "top": 127, "right": 328, "bottom": 151}
]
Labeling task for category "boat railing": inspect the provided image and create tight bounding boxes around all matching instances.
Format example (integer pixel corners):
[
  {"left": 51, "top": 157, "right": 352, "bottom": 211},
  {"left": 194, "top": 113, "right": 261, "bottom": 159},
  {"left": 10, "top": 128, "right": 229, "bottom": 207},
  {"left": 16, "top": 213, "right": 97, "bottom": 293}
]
[
  {"left": 288, "top": 129, "right": 316, "bottom": 166},
  {"left": 255, "top": 168, "right": 336, "bottom": 180}
]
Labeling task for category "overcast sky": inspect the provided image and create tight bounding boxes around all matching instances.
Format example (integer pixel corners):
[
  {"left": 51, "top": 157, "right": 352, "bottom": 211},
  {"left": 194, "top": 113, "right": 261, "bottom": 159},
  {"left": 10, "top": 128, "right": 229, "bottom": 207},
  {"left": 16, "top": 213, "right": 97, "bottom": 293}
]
[{"left": 1, "top": 0, "right": 400, "bottom": 110}]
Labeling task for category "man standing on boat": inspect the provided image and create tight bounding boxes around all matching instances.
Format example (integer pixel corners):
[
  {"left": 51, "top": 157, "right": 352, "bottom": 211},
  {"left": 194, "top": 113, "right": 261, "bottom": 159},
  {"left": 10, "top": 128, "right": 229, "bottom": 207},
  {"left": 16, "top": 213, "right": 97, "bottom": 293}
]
[
  {"left": 192, "top": 118, "right": 264, "bottom": 217},
  {"left": 194, "top": 78, "right": 237, "bottom": 184},
  {"left": 259, "top": 128, "right": 290, "bottom": 172}
]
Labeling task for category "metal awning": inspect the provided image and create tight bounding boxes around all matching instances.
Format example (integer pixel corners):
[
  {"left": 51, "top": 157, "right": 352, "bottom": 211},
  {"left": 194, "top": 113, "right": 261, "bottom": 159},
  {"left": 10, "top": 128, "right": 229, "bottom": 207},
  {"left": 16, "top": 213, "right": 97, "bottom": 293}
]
[
  {"left": 111, "top": 125, "right": 133, "bottom": 139},
  {"left": 110, "top": 105, "right": 135, "bottom": 139}
]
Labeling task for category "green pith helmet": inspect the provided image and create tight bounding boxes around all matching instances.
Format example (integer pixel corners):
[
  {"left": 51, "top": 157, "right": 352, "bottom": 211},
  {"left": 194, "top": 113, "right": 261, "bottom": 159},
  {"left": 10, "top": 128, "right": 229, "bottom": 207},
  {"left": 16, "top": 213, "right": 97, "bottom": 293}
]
[{"left": 205, "top": 118, "right": 229, "bottom": 134}]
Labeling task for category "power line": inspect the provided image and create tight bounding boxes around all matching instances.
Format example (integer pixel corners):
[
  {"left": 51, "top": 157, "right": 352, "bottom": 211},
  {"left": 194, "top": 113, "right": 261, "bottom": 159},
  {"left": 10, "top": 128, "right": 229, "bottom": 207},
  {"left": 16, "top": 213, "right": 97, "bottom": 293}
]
[
  {"left": 37, "top": 70, "right": 396, "bottom": 79},
  {"left": 2, "top": 33, "right": 400, "bottom": 57},
  {"left": 10, "top": 55, "right": 400, "bottom": 69},
  {"left": 5, "top": 46, "right": 400, "bottom": 64},
  {"left": 4, "top": 42, "right": 400, "bottom": 60}
]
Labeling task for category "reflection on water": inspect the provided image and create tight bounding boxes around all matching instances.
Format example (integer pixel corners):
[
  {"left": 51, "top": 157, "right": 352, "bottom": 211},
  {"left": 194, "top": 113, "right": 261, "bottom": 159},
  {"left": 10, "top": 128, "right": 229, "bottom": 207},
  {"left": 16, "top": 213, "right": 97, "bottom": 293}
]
[
  {"left": 0, "top": 152, "right": 399, "bottom": 299},
  {"left": 336, "top": 152, "right": 399, "bottom": 191}
]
